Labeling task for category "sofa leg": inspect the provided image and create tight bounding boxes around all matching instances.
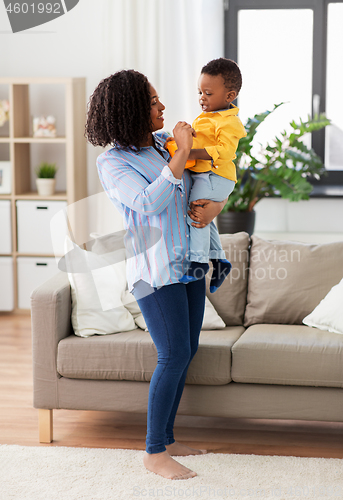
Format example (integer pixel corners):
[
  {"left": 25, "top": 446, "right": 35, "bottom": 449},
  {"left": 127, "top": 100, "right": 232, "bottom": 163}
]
[{"left": 39, "top": 409, "right": 53, "bottom": 443}]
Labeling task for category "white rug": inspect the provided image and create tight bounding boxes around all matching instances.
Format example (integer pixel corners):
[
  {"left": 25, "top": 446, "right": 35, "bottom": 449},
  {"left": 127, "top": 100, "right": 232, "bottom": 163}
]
[{"left": 1, "top": 445, "right": 343, "bottom": 500}]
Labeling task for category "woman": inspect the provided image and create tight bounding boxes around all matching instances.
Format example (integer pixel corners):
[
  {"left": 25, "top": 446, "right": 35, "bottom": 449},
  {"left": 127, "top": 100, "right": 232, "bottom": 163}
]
[{"left": 85, "top": 70, "right": 227, "bottom": 480}]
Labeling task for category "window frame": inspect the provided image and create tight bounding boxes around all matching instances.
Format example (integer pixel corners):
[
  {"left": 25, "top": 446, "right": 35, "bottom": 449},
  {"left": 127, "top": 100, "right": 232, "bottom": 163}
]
[{"left": 225, "top": 0, "right": 343, "bottom": 195}]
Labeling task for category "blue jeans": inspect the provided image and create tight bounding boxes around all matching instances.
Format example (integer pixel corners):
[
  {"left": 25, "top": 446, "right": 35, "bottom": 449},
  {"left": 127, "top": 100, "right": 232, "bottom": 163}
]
[
  {"left": 133, "top": 278, "right": 206, "bottom": 454},
  {"left": 187, "top": 172, "right": 235, "bottom": 262}
]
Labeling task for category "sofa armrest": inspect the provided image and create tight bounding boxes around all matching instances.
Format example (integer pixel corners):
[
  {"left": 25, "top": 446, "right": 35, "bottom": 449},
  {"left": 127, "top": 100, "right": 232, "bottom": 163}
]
[{"left": 31, "top": 271, "right": 72, "bottom": 409}]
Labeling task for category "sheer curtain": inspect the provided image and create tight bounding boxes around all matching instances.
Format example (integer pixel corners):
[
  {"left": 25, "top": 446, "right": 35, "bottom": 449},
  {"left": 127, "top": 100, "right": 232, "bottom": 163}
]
[
  {"left": 93, "top": 0, "right": 224, "bottom": 234},
  {"left": 103, "top": 0, "right": 224, "bottom": 131}
]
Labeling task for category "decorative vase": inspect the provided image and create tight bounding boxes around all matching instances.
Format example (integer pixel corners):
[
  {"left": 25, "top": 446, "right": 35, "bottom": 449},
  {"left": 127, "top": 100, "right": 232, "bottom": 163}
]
[
  {"left": 217, "top": 210, "right": 256, "bottom": 236},
  {"left": 36, "top": 178, "right": 56, "bottom": 196}
]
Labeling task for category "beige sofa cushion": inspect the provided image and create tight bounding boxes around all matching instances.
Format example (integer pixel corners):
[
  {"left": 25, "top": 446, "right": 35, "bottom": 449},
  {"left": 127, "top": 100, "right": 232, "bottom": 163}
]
[
  {"left": 207, "top": 232, "right": 250, "bottom": 326},
  {"left": 57, "top": 326, "right": 245, "bottom": 386},
  {"left": 244, "top": 236, "right": 343, "bottom": 326},
  {"left": 231, "top": 324, "right": 343, "bottom": 388}
]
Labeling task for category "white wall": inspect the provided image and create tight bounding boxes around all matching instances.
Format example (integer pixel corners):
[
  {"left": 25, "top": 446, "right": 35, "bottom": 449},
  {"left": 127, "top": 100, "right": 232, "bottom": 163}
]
[{"left": 255, "top": 197, "right": 343, "bottom": 242}]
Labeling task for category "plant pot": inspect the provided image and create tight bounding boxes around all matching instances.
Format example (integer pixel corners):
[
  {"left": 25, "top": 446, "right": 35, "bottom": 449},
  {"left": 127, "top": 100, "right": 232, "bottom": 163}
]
[
  {"left": 217, "top": 210, "right": 256, "bottom": 236},
  {"left": 36, "top": 178, "right": 56, "bottom": 196}
]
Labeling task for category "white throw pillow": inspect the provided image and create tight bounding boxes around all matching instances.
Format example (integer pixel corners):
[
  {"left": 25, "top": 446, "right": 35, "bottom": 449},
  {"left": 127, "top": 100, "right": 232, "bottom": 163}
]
[
  {"left": 64, "top": 237, "right": 136, "bottom": 337},
  {"left": 303, "top": 278, "right": 343, "bottom": 334},
  {"left": 202, "top": 297, "right": 226, "bottom": 329},
  {"left": 89, "top": 232, "right": 144, "bottom": 330}
]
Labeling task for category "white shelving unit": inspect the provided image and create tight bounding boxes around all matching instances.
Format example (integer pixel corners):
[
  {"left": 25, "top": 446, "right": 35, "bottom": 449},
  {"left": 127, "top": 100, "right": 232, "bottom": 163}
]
[{"left": 0, "top": 77, "right": 88, "bottom": 311}]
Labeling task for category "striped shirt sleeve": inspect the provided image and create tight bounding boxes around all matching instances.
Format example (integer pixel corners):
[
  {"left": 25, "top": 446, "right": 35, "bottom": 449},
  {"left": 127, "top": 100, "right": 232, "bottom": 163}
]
[{"left": 97, "top": 152, "right": 184, "bottom": 216}]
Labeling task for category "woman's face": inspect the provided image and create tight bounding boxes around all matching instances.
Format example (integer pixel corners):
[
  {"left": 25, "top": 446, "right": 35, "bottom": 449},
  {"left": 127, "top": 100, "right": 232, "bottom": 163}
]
[{"left": 149, "top": 84, "right": 165, "bottom": 132}]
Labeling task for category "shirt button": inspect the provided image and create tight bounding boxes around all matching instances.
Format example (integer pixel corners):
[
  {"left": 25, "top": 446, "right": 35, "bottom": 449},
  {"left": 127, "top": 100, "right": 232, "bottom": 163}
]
[
  {"left": 186, "top": 235, "right": 189, "bottom": 238},
  {"left": 180, "top": 194, "right": 184, "bottom": 198},
  {"left": 184, "top": 215, "right": 186, "bottom": 218}
]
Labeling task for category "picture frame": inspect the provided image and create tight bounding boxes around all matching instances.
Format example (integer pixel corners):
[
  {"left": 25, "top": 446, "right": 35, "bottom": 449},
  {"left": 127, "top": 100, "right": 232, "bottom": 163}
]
[
  {"left": 33, "top": 115, "right": 57, "bottom": 138},
  {"left": 0, "top": 161, "right": 12, "bottom": 194}
]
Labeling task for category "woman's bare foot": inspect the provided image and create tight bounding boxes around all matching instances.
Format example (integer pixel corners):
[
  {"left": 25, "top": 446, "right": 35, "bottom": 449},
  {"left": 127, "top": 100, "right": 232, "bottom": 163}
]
[
  {"left": 143, "top": 451, "right": 197, "bottom": 480},
  {"left": 166, "top": 441, "right": 207, "bottom": 456}
]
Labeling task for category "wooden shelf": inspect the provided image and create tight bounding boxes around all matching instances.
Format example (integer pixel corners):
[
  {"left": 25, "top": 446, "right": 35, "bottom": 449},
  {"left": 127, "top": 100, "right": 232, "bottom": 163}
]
[
  {"left": 0, "top": 193, "right": 68, "bottom": 200},
  {"left": 14, "top": 253, "right": 61, "bottom": 258},
  {"left": 13, "top": 137, "right": 67, "bottom": 143},
  {"left": 0, "top": 77, "right": 85, "bottom": 85},
  {"left": 14, "top": 191, "right": 67, "bottom": 200},
  {"left": 0, "top": 77, "right": 88, "bottom": 311}
]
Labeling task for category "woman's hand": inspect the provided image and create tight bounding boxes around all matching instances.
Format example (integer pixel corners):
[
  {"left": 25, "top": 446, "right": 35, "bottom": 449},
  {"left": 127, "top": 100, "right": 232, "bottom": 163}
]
[
  {"left": 173, "top": 121, "right": 196, "bottom": 153},
  {"left": 188, "top": 198, "right": 228, "bottom": 228},
  {"left": 168, "top": 122, "right": 196, "bottom": 179}
]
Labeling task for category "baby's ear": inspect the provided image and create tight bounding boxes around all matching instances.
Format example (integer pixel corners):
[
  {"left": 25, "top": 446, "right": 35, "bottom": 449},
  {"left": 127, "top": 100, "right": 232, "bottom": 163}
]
[{"left": 227, "top": 90, "right": 237, "bottom": 102}]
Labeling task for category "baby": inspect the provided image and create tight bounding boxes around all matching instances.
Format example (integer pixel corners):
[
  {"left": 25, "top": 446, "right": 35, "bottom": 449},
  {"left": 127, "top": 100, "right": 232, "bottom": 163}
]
[{"left": 167, "top": 58, "right": 246, "bottom": 292}]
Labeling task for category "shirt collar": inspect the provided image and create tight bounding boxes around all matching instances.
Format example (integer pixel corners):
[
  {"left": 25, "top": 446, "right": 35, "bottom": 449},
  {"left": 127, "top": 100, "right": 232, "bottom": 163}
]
[
  {"left": 153, "top": 133, "right": 165, "bottom": 150},
  {"left": 199, "top": 103, "right": 239, "bottom": 118}
]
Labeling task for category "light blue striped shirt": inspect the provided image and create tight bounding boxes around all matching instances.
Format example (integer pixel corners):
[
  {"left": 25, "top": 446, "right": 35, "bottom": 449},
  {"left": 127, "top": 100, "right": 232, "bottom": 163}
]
[{"left": 97, "top": 132, "right": 192, "bottom": 291}]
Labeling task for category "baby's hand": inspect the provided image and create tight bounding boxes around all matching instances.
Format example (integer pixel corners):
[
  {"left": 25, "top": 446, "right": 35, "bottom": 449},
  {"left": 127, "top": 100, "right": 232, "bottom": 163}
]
[{"left": 164, "top": 136, "right": 174, "bottom": 147}]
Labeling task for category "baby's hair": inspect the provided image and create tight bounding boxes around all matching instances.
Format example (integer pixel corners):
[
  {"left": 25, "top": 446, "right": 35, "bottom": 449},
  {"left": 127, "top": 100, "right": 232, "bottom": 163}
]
[
  {"left": 201, "top": 58, "right": 242, "bottom": 94},
  {"left": 85, "top": 70, "right": 152, "bottom": 151}
]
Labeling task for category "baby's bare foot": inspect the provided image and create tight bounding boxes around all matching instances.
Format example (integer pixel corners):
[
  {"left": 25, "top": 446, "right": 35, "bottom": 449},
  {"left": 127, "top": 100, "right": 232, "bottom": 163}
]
[
  {"left": 166, "top": 441, "right": 207, "bottom": 456},
  {"left": 143, "top": 451, "right": 197, "bottom": 480}
]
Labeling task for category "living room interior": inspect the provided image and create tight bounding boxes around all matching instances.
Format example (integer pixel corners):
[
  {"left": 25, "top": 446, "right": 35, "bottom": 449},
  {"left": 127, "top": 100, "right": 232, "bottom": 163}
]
[{"left": 1, "top": 0, "right": 343, "bottom": 495}]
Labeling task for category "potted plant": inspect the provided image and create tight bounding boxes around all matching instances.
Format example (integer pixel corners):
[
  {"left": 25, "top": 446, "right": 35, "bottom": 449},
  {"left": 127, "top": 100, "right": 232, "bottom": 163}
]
[
  {"left": 217, "top": 103, "right": 331, "bottom": 235},
  {"left": 35, "top": 162, "right": 58, "bottom": 196}
]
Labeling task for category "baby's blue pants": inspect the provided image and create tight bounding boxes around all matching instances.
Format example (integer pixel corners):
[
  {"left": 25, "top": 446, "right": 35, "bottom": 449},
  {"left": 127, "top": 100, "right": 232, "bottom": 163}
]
[{"left": 188, "top": 172, "right": 235, "bottom": 263}]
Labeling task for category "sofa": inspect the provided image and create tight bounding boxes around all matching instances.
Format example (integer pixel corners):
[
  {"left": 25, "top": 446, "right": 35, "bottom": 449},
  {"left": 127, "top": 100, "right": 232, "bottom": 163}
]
[{"left": 31, "top": 232, "right": 343, "bottom": 443}]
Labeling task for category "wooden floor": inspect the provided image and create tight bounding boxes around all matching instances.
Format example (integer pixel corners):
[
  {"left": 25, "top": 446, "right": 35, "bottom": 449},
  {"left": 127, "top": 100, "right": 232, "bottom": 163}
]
[{"left": 1, "top": 313, "right": 343, "bottom": 458}]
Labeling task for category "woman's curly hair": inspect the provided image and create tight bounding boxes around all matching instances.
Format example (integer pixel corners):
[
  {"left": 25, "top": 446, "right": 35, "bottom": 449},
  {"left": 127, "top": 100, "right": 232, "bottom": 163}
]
[
  {"left": 201, "top": 58, "right": 242, "bottom": 94},
  {"left": 85, "top": 70, "right": 152, "bottom": 151}
]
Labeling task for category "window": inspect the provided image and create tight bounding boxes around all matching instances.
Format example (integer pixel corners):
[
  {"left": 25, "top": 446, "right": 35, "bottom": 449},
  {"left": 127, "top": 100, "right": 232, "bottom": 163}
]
[
  {"left": 325, "top": 2, "right": 343, "bottom": 171},
  {"left": 225, "top": 0, "right": 343, "bottom": 192}
]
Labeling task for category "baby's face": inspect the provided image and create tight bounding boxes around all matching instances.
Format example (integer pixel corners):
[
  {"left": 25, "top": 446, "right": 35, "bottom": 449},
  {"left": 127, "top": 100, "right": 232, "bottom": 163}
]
[{"left": 198, "top": 73, "right": 233, "bottom": 113}]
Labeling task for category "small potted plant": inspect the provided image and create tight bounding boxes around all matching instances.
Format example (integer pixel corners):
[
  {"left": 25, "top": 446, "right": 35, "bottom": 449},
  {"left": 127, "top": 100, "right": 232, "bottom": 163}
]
[{"left": 35, "top": 162, "right": 58, "bottom": 196}]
